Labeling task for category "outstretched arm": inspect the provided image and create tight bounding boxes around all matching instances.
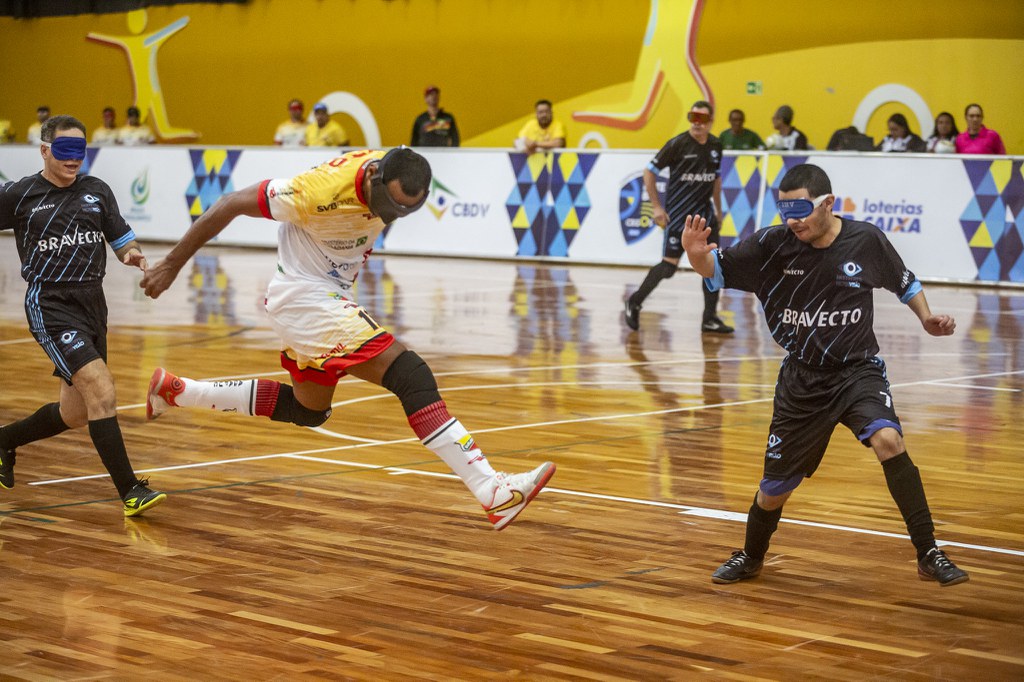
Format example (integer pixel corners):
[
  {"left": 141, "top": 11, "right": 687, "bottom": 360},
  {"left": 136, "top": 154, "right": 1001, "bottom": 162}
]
[
  {"left": 115, "top": 240, "right": 148, "bottom": 272},
  {"left": 681, "top": 214, "right": 716, "bottom": 278},
  {"left": 906, "top": 289, "right": 956, "bottom": 336},
  {"left": 141, "top": 183, "right": 264, "bottom": 298}
]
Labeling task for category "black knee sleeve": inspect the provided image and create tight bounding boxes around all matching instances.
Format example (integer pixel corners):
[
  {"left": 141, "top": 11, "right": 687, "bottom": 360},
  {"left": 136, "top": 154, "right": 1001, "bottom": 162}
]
[
  {"left": 269, "top": 384, "right": 332, "bottom": 427},
  {"left": 381, "top": 350, "right": 442, "bottom": 416},
  {"left": 654, "top": 260, "right": 677, "bottom": 279}
]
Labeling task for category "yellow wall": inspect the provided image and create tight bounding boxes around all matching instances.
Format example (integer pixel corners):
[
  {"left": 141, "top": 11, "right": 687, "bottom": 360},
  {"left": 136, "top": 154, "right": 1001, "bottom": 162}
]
[{"left": 1, "top": 0, "right": 1021, "bottom": 152}]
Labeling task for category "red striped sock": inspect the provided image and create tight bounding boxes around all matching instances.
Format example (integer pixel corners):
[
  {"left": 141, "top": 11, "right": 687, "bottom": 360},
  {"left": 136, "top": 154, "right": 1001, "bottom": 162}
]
[
  {"left": 254, "top": 380, "right": 282, "bottom": 417},
  {"left": 408, "top": 401, "right": 452, "bottom": 440}
]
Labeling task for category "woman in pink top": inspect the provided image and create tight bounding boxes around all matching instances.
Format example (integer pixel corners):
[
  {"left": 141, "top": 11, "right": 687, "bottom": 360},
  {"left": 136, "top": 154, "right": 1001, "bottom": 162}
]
[{"left": 955, "top": 104, "right": 1006, "bottom": 154}]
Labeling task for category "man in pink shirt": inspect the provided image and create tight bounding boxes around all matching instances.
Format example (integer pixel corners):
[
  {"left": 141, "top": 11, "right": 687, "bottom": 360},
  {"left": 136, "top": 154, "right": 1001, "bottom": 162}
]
[{"left": 955, "top": 104, "right": 1006, "bottom": 154}]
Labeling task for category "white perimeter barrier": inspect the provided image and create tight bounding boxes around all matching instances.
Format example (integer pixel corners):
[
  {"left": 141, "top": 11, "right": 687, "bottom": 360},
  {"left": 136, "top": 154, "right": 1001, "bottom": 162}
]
[{"left": 2, "top": 145, "right": 1021, "bottom": 285}]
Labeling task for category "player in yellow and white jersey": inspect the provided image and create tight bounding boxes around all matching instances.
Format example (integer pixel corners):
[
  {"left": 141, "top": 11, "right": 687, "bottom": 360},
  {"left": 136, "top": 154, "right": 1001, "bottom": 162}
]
[{"left": 140, "top": 147, "right": 555, "bottom": 530}]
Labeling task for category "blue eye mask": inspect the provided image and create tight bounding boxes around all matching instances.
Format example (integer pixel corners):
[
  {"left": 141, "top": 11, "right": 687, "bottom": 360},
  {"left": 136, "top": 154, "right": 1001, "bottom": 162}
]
[
  {"left": 46, "top": 136, "right": 87, "bottom": 160},
  {"left": 777, "top": 194, "right": 828, "bottom": 221}
]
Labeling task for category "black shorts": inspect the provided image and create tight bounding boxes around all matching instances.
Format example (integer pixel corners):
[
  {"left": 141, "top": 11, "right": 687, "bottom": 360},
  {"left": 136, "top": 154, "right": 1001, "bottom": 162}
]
[
  {"left": 24, "top": 282, "right": 108, "bottom": 385},
  {"left": 664, "top": 213, "right": 718, "bottom": 260},
  {"left": 762, "top": 355, "right": 901, "bottom": 484}
]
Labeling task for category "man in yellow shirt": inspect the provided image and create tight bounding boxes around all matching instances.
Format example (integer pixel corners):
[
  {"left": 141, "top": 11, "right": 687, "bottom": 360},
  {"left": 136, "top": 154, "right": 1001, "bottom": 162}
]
[
  {"left": 140, "top": 147, "right": 556, "bottom": 530},
  {"left": 0, "top": 119, "right": 14, "bottom": 144},
  {"left": 305, "top": 102, "right": 349, "bottom": 147},
  {"left": 91, "top": 107, "right": 120, "bottom": 145},
  {"left": 117, "top": 106, "right": 156, "bottom": 145},
  {"left": 273, "top": 99, "right": 307, "bottom": 146},
  {"left": 515, "top": 99, "right": 566, "bottom": 153}
]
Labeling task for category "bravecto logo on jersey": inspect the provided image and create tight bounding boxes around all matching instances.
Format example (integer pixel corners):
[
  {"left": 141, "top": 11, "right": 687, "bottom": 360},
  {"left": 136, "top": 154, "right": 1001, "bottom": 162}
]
[
  {"left": 782, "top": 307, "right": 863, "bottom": 328},
  {"left": 835, "top": 196, "right": 924, "bottom": 233},
  {"left": 38, "top": 230, "right": 104, "bottom": 252},
  {"left": 427, "top": 176, "right": 489, "bottom": 221},
  {"left": 619, "top": 170, "right": 666, "bottom": 245}
]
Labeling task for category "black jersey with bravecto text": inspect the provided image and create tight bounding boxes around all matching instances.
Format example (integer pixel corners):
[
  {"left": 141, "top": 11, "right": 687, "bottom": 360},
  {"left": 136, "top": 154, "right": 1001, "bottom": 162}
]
[
  {"left": 711, "top": 218, "right": 920, "bottom": 367},
  {"left": 647, "top": 131, "right": 722, "bottom": 230},
  {"left": 0, "top": 172, "right": 134, "bottom": 284}
]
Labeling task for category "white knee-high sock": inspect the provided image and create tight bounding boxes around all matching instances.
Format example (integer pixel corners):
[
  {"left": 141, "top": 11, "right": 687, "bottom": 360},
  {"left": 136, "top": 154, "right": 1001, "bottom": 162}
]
[
  {"left": 409, "top": 402, "right": 497, "bottom": 504},
  {"left": 175, "top": 378, "right": 259, "bottom": 415}
]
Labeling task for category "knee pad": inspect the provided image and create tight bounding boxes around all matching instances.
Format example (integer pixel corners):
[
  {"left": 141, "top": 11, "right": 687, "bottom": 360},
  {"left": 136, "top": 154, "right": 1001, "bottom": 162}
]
[
  {"left": 655, "top": 261, "right": 677, "bottom": 279},
  {"left": 269, "top": 384, "right": 332, "bottom": 427},
  {"left": 381, "top": 350, "right": 442, "bottom": 416}
]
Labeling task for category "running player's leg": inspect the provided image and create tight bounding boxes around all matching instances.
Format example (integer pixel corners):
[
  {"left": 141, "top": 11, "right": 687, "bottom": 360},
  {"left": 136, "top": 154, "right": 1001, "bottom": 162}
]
[
  {"left": 69, "top": 359, "right": 163, "bottom": 509},
  {"left": 346, "top": 340, "right": 555, "bottom": 530},
  {"left": 842, "top": 358, "right": 967, "bottom": 585},
  {"left": 712, "top": 360, "right": 834, "bottom": 583}
]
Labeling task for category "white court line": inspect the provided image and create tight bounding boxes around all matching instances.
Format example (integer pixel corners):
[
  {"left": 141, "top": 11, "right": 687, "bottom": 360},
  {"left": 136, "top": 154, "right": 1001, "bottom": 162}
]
[
  {"left": 29, "top": 450, "right": 1018, "bottom": 557},
  {"left": 926, "top": 381, "right": 1021, "bottom": 393}
]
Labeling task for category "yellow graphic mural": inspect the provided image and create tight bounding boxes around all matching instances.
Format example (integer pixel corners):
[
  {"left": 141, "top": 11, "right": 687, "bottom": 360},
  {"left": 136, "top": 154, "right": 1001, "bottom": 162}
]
[
  {"left": 87, "top": 9, "right": 199, "bottom": 141},
  {"left": 0, "top": 1, "right": 1019, "bottom": 151}
]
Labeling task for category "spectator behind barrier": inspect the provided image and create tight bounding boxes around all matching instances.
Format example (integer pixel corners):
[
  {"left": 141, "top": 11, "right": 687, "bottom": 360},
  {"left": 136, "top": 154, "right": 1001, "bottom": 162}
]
[
  {"left": 826, "top": 126, "right": 874, "bottom": 151},
  {"left": 410, "top": 85, "right": 460, "bottom": 147},
  {"left": 305, "top": 102, "right": 349, "bottom": 147},
  {"left": 764, "top": 105, "right": 809, "bottom": 151},
  {"left": 955, "top": 104, "right": 1005, "bottom": 155},
  {"left": 92, "top": 107, "right": 120, "bottom": 146},
  {"left": 118, "top": 106, "right": 156, "bottom": 145},
  {"left": 26, "top": 105, "right": 50, "bottom": 145},
  {"left": 926, "top": 112, "right": 958, "bottom": 154},
  {"left": 0, "top": 118, "right": 14, "bottom": 144},
  {"left": 876, "top": 113, "right": 926, "bottom": 153},
  {"left": 274, "top": 99, "right": 308, "bottom": 147},
  {"left": 719, "top": 109, "right": 765, "bottom": 150},
  {"left": 515, "top": 99, "right": 566, "bottom": 154}
]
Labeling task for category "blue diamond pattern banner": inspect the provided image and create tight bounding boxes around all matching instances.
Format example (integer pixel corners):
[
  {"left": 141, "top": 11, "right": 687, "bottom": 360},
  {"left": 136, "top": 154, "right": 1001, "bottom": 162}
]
[
  {"left": 959, "top": 159, "right": 1024, "bottom": 282},
  {"left": 186, "top": 149, "right": 242, "bottom": 224},
  {"left": 506, "top": 152, "right": 598, "bottom": 257}
]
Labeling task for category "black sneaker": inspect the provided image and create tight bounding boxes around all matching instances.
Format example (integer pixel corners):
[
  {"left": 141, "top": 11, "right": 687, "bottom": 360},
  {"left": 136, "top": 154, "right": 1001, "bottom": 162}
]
[
  {"left": 701, "top": 316, "right": 734, "bottom": 334},
  {"left": 711, "top": 550, "right": 763, "bottom": 584},
  {"left": 0, "top": 445, "right": 15, "bottom": 489},
  {"left": 918, "top": 547, "right": 969, "bottom": 586},
  {"left": 624, "top": 297, "right": 641, "bottom": 331},
  {"left": 122, "top": 479, "right": 167, "bottom": 517}
]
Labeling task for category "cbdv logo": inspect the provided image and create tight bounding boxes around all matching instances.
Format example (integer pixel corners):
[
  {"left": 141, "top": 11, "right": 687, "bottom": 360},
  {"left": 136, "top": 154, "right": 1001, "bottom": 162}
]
[
  {"left": 835, "top": 196, "right": 923, "bottom": 233},
  {"left": 619, "top": 171, "right": 665, "bottom": 245},
  {"left": 427, "top": 176, "right": 490, "bottom": 221}
]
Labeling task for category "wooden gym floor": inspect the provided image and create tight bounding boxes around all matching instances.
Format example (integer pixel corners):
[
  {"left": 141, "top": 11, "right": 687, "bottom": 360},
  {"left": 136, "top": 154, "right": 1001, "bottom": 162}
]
[{"left": 1, "top": 239, "right": 1022, "bottom": 680}]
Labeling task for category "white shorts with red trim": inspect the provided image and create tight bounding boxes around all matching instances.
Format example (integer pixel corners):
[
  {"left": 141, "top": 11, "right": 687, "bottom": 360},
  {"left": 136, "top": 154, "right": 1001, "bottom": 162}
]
[{"left": 265, "top": 274, "right": 394, "bottom": 386}]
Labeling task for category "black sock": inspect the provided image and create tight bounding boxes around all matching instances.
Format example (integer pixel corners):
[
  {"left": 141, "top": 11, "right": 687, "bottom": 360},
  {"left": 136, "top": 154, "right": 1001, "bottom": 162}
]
[
  {"left": 631, "top": 261, "right": 675, "bottom": 307},
  {"left": 882, "top": 452, "right": 936, "bottom": 559},
  {"left": 1, "top": 402, "right": 69, "bottom": 451},
  {"left": 702, "top": 285, "right": 720, "bottom": 323},
  {"left": 743, "top": 494, "right": 783, "bottom": 561},
  {"left": 87, "top": 417, "right": 138, "bottom": 499}
]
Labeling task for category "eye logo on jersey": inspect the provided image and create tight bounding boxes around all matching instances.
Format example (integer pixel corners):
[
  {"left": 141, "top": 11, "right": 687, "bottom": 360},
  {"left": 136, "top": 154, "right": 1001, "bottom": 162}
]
[
  {"left": 60, "top": 331, "right": 78, "bottom": 344},
  {"left": 507, "top": 151, "right": 597, "bottom": 257},
  {"left": 83, "top": 194, "right": 100, "bottom": 204},
  {"left": 618, "top": 170, "right": 663, "bottom": 245},
  {"left": 837, "top": 260, "right": 864, "bottom": 288},
  {"left": 766, "top": 433, "right": 783, "bottom": 458},
  {"left": 841, "top": 261, "right": 862, "bottom": 277},
  {"left": 185, "top": 148, "right": 242, "bottom": 224}
]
